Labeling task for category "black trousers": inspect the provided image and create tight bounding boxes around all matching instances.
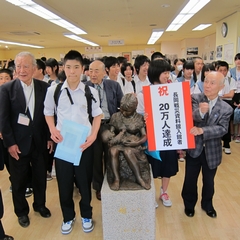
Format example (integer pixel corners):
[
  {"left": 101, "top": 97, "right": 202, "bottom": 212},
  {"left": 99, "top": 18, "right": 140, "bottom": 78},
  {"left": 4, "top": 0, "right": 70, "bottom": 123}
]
[
  {"left": 222, "top": 99, "right": 234, "bottom": 148},
  {"left": 55, "top": 145, "right": 93, "bottom": 222},
  {"left": 1, "top": 139, "right": 32, "bottom": 189},
  {"left": 92, "top": 123, "right": 110, "bottom": 192},
  {"left": 181, "top": 150, "right": 217, "bottom": 211},
  {"left": 0, "top": 190, "right": 5, "bottom": 238},
  {"left": 0, "top": 140, "right": 9, "bottom": 173},
  {"left": 9, "top": 142, "right": 47, "bottom": 217}
]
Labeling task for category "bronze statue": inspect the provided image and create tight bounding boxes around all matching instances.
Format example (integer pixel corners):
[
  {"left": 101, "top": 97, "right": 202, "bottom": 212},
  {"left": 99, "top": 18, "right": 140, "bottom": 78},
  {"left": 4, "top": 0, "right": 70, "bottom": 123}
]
[{"left": 102, "top": 93, "right": 151, "bottom": 191}]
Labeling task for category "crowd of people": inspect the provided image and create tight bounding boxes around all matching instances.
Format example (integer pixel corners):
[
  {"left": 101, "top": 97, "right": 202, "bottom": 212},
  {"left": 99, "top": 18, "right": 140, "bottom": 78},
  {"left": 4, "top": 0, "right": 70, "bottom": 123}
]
[{"left": 0, "top": 49, "right": 239, "bottom": 238}]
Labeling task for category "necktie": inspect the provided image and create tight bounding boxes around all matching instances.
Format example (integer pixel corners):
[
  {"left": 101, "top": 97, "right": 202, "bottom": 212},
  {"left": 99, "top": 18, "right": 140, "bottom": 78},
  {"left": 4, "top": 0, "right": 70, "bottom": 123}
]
[
  {"left": 97, "top": 85, "right": 102, "bottom": 107},
  {"left": 209, "top": 100, "right": 213, "bottom": 115}
]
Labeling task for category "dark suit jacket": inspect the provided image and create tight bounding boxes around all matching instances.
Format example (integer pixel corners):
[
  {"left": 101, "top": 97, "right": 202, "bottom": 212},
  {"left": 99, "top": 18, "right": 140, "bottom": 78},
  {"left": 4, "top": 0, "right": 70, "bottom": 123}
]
[
  {"left": 0, "top": 79, "right": 50, "bottom": 156},
  {"left": 187, "top": 93, "right": 233, "bottom": 169},
  {"left": 86, "top": 79, "right": 123, "bottom": 116}
]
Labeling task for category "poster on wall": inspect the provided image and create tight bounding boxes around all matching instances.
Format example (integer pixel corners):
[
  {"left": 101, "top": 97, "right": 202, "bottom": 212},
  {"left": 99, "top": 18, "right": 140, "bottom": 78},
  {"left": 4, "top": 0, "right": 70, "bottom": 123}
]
[
  {"left": 209, "top": 51, "right": 214, "bottom": 61},
  {"left": 122, "top": 52, "right": 131, "bottom": 62},
  {"left": 132, "top": 50, "right": 144, "bottom": 60},
  {"left": 145, "top": 48, "right": 155, "bottom": 59},
  {"left": 82, "top": 53, "right": 121, "bottom": 61},
  {"left": 203, "top": 53, "right": 207, "bottom": 61},
  {"left": 85, "top": 46, "right": 102, "bottom": 52},
  {"left": 216, "top": 45, "right": 223, "bottom": 59},
  {"left": 165, "top": 54, "right": 178, "bottom": 64},
  {"left": 186, "top": 47, "right": 198, "bottom": 55},
  {"left": 224, "top": 43, "right": 234, "bottom": 64}
]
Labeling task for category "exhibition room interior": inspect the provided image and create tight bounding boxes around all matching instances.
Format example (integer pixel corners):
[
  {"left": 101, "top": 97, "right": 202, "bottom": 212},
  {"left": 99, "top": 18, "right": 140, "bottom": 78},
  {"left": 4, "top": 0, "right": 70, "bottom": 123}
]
[
  {"left": 1, "top": 1, "right": 240, "bottom": 239},
  {"left": 0, "top": 0, "right": 240, "bottom": 66}
]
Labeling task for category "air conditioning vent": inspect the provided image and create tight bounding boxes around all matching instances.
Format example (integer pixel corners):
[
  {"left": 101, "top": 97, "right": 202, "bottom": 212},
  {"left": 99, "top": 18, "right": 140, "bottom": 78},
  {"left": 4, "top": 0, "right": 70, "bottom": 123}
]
[{"left": 8, "top": 31, "right": 40, "bottom": 36}]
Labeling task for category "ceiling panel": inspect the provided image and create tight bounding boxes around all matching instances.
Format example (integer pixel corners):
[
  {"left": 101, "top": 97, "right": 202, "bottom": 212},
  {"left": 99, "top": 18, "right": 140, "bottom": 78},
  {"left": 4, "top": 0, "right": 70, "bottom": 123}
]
[{"left": 0, "top": 0, "right": 240, "bottom": 50}]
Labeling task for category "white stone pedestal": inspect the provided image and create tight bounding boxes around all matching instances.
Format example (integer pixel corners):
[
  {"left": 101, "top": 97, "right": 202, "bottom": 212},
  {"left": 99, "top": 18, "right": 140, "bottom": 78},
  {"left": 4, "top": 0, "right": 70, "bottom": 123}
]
[{"left": 101, "top": 172, "right": 156, "bottom": 240}]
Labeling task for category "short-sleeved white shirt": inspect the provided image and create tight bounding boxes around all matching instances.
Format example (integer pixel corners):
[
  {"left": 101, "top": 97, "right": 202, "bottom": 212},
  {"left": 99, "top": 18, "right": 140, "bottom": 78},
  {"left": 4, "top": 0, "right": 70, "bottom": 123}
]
[
  {"left": 117, "top": 78, "right": 134, "bottom": 94},
  {"left": 44, "top": 80, "right": 102, "bottom": 134},
  {"left": 220, "top": 77, "right": 236, "bottom": 100},
  {"left": 134, "top": 75, "right": 150, "bottom": 94}
]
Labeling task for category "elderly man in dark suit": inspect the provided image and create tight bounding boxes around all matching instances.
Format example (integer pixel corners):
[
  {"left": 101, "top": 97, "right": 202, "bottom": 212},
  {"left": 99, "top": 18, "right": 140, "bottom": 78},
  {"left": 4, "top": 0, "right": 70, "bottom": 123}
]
[
  {"left": 86, "top": 60, "right": 123, "bottom": 200},
  {"left": 182, "top": 71, "right": 233, "bottom": 218},
  {"left": 0, "top": 52, "right": 53, "bottom": 228}
]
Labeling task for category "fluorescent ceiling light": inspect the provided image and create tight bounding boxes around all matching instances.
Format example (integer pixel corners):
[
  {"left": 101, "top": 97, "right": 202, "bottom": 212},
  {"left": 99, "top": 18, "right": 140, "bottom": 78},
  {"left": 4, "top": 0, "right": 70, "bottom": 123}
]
[
  {"left": 147, "top": 29, "right": 164, "bottom": 45},
  {"left": 166, "top": 0, "right": 211, "bottom": 31},
  {"left": 0, "top": 40, "right": 44, "bottom": 48},
  {"left": 6, "top": 0, "right": 86, "bottom": 35},
  {"left": 192, "top": 24, "right": 212, "bottom": 30},
  {"left": 64, "top": 34, "right": 99, "bottom": 47}
]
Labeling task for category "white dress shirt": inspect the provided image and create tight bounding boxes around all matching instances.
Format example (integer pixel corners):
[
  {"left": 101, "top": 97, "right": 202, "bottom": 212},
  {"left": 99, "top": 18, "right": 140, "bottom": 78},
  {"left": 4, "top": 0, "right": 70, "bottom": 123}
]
[
  {"left": 20, "top": 79, "right": 35, "bottom": 119},
  {"left": 44, "top": 80, "right": 102, "bottom": 135}
]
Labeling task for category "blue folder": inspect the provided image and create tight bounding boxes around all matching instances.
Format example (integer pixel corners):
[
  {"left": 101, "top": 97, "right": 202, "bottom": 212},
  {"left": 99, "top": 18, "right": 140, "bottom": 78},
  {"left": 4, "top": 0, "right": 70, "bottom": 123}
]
[{"left": 54, "top": 119, "right": 90, "bottom": 166}]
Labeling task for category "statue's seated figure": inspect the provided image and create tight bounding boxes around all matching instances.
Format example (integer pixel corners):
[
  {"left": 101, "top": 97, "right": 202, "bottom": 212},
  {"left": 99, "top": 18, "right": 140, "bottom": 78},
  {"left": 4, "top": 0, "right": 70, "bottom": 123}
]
[{"left": 102, "top": 93, "right": 151, "bottom": 191}]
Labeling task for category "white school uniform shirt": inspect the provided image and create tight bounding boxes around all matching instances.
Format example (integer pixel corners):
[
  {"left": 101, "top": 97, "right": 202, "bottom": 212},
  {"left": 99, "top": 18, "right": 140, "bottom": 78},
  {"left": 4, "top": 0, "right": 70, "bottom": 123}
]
[
  {"left": 219, "top": 77, "right": 236, "bottom": 100},
  {"left": 134, "top": 75, "right": 150, "bottom": 94},
  {"left": 235, "top": 70, "right": 240, "bottom": 93},
  {"left": 44, "top": 80, "right": 102, "bottom": 135},
  {"left": 117, "top": 77, "right": 134, "bottom": 94}
]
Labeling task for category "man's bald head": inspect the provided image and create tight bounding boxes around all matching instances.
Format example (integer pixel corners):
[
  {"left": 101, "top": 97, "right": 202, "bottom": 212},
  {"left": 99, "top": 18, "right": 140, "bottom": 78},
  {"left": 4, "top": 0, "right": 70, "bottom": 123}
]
[
  {"left": 203, "top": 71, "right": 225, "bottom": 100},
  {"left": 89, "top": 60, "right": 106, "bottom": 84}
]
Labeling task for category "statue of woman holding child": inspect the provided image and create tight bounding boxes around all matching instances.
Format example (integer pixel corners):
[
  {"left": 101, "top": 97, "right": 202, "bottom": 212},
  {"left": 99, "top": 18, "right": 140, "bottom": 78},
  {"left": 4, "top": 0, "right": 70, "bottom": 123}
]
[{"left": 102, "top": 93, "right": 151, "bottom": 191}]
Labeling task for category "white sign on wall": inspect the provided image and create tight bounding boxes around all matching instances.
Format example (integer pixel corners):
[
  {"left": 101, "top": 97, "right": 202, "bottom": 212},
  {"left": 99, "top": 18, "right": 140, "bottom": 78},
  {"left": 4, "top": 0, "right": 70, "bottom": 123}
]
[
  {"left": 108, "top": 39, "right": 124, "bottom": 46},
  {"left": 85, "top": 46, "right": 102, "bottom": 52}
]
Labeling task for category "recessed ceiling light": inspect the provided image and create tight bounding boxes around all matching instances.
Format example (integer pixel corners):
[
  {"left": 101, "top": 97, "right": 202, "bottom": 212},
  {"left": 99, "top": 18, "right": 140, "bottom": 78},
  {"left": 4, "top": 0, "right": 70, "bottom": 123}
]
[
  {"left": 192, "top": 24, "right": 212, "bottom": 30},
  {"left": 6, "top": 0, "right": 86, "bottom": 35},
  {"left": 147, "top": 29, "right": 164, "bottom": 45},
  {"left": 0, "top": 40, "right": 44, "bottom": 48},
  {"left": 64, "top": 34, "right": 99, "bottom": 46},
  {"left": 166, "top": 0, "right": 211, "bottom": 31}
]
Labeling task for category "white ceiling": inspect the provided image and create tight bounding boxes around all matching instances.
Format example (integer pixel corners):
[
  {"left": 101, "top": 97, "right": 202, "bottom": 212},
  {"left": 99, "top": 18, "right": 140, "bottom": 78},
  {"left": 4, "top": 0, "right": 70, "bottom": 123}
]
[{"left": 1, "top": 0, "right": 240, "bottom": 50}]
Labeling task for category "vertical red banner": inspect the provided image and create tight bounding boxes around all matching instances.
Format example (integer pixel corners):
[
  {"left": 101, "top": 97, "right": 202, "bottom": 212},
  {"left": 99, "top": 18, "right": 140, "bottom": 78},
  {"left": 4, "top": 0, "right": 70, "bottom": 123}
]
[
  {"left": 182, "top": 82, "right": 195, "bottom": 148},
  {"left": 143, "top": 86, "right": 156, "bottom": 151}
]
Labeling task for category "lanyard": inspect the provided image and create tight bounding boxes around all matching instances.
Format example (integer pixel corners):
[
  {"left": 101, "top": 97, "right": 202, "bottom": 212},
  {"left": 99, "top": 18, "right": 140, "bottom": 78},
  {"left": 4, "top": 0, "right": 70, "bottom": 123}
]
[{"left": 24, "top": 87, "right": 34, "bottom": 114}]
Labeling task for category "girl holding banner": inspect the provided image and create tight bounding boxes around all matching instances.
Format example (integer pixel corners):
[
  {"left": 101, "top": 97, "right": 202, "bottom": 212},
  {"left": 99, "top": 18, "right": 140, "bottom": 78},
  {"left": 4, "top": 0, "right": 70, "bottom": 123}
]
[{"left": 137, "top": 59, "right": 179, "bottom": 207}]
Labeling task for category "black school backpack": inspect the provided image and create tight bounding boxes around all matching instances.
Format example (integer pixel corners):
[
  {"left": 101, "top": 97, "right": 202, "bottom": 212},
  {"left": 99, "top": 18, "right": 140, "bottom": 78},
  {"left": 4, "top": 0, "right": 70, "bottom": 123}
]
[{"left": 53, "top": 83, "right": 96, "bottom": 123}]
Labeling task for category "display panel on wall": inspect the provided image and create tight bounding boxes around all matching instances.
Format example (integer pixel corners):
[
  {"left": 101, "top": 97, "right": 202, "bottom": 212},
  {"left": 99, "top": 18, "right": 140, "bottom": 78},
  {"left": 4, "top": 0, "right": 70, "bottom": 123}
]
[
  {"left": 186, "top": 47, "right": 198, "bottom": 55},
  {"left": 122, "top": 52, "right": 131, "bottom": 62}
]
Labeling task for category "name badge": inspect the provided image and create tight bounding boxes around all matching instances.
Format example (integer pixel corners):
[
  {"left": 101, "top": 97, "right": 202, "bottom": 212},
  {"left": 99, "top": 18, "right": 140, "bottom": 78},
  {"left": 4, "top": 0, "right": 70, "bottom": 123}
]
[{"left": 18, "top": 113, "right": 30, "bottom": 126}]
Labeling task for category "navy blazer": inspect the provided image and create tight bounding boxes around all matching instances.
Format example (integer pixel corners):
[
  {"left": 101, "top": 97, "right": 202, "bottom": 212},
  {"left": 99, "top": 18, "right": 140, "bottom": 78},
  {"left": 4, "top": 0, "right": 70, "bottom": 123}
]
[
  {"left": 86, "top": 79, "right": 123, "bottom": 117},
  {"left": 0, "top": 79, "right": 50, "bottom": 156},
  {"left": 187, "top": 93, "right": 233, "bottom": 169}
]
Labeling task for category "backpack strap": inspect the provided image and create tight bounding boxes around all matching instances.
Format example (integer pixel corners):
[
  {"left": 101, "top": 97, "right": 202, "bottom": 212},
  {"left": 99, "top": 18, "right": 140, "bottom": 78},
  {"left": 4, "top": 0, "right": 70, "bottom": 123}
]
[
  {"left": 121, "top": 77, "right": 125, "bottom": 86},
  {"left": 54, "top": 82, "right": 64, "bottom": 107},
  {"left": 131, "top": 80, "right": 136, "bottom": 93},
  {"left": 85, "top": 84, "right": 97, "bottom": 124},
  {"left": 48, "top": 79, "right": 54, "bottom": 85}
]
